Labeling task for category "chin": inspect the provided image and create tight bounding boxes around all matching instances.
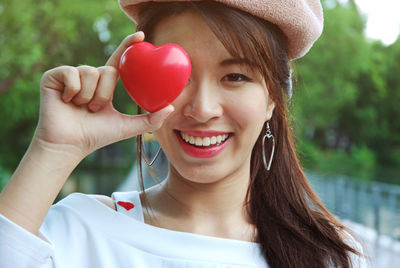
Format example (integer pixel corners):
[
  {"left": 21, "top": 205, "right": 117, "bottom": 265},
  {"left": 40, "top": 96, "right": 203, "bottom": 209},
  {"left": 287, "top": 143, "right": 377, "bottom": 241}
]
[{"left": 171, "top": 163, "right": 231, "bottom": 184}]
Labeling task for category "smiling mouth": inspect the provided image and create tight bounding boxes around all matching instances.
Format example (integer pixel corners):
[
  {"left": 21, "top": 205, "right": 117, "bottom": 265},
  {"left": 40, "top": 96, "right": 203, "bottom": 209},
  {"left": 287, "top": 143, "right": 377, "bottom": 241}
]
[{"left": 175, "top": 130, "right": 232, "bottom": 148}]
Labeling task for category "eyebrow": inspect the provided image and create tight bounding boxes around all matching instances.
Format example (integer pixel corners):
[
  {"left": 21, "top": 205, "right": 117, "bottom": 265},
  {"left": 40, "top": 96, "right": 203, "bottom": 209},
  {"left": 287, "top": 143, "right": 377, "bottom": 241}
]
[{"left": 219, "top": 58, "right": 253, "bottom": 67}]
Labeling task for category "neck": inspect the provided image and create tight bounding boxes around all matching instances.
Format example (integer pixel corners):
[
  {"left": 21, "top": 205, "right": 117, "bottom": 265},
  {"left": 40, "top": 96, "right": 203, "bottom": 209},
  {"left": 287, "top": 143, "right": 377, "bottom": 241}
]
[
  {"left": 141, "top": 159, "right": 257, "bottom": 241},
  {"left": 159, "top": 162, "right": 253, "bottom": 225},
  {"left": 170, "top": 170, "right": 249, "bottom": 215}
]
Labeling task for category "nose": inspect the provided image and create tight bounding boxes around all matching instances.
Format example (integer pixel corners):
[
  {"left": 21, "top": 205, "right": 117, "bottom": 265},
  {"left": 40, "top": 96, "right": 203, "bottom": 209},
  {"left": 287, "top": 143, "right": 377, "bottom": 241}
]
[{"left": 182, "top": 79, "right": 223, "bottom": 123}]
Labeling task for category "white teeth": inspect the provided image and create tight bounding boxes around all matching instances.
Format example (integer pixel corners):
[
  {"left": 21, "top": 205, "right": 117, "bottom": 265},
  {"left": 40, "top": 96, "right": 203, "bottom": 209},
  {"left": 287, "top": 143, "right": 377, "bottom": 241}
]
[
  {"left": 180, "top": 132, "right": 230, "bottom": 147},
  {"left": 203, "top": 137, "right": 211, "bottom": 146},
  {"left": 195, "top": 137, "right": 202, "bottom": 146},
  {"left": 210, "top": 136, "right": 217, "bottom": 145}
]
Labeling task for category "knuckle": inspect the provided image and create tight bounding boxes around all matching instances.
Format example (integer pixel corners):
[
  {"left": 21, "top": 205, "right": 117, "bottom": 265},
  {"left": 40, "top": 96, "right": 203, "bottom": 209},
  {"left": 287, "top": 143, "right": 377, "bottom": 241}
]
[
  {"left": 42, "top": 69, "right": 52, "bottom": 78},
  {"left": 63, "top": 65, "right": 79, "bottom": 77},
  {"left": 40, "top": 69, "right": 52, "bottom": 85},
  {"left": 42, "top": 65, "right": 70, "bottom": 79},
  {"left": 99, "top": 65, "right": 118, "bottom": 76},
  {"left": 78, "top": 65, "right": 99, "bottom": 78},
  {"left": 77, "top": 64, "right": 91, "bottom": 69}
]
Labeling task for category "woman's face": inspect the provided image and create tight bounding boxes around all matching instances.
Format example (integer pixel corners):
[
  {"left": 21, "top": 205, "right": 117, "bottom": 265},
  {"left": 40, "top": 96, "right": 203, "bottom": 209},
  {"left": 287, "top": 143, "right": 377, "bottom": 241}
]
[{"left": 152, "top": 11, "right": 275, "bottom": 183}]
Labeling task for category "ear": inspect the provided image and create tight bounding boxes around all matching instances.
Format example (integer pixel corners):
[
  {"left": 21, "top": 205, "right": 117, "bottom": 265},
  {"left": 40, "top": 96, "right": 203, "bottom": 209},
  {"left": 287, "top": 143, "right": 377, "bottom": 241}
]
[{"left": 265, "top": 98, "right": 275, "bottom": 122}]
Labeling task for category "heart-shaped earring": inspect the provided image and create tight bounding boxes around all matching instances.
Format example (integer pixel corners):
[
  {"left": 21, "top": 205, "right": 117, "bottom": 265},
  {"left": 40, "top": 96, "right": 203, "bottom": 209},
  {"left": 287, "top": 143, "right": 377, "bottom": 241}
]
[
  {"left": 141, "top": 134, "right": 162, "bottom": 167},
  {"left": 142, "top": 146, "right": 162, "bottom": 167}
]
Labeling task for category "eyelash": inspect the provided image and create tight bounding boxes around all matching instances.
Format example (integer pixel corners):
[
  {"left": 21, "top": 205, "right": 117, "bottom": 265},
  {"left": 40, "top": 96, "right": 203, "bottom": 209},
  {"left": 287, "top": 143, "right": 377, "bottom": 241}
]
[{"left": 223, "top": 73, "right": 252, "bottom": 82}]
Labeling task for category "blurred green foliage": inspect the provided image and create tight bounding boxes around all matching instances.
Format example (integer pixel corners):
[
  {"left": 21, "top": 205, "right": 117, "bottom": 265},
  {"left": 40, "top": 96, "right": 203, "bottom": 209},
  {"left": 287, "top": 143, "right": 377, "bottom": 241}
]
[
  {"left": 0, "top": 0, "right": 399, "bottom": 191},
  {"left": 0, "top": 0, "right": 137, "bottom": 190},
  {"left": 293, "top": 0, "right": 400, "bottom": 181}
]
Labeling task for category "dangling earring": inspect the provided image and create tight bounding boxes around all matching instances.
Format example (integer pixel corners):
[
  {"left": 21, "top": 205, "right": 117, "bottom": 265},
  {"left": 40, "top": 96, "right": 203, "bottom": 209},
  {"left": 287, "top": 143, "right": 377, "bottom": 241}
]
[
  {"left": 142, "top": 146, "right": 161, "bottom": 166},
  {"left": 262, "top": 121, "right": 275, "bottom": 171},
  {"left": 141, "top": 133, "right": 162, "bottom": 167}
]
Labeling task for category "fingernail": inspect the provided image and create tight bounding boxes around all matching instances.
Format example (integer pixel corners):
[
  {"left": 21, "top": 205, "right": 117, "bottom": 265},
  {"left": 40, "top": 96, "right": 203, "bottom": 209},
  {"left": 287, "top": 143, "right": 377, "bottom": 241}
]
[
  {"left": 63, "top": 95, "right": 72, "bottom": 103},
  {"left": 164, "top": 105, "right": 175, "bottom": 113},
  {"left": 90, "top": 104, "right": 100, "bottom": 112},
  {"left": 135, "top": 31, "right": 145, "bottom": 39},
  {"left": 161, "top": 106, "right": 175, "bottom": 119}
]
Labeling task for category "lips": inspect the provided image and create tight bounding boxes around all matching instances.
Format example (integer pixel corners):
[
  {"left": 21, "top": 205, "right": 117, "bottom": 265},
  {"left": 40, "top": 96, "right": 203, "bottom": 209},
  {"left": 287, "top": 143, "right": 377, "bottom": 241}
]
[{"left": 175, "top": 130, "right": 232, "bottom": 158}]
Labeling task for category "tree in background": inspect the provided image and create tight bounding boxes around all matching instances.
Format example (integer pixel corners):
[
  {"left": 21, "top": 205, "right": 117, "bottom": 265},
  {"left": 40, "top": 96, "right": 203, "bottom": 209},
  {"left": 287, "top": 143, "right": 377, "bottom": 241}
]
[{"left": 294, "top": 0, "right": 400, "bottom": 182}]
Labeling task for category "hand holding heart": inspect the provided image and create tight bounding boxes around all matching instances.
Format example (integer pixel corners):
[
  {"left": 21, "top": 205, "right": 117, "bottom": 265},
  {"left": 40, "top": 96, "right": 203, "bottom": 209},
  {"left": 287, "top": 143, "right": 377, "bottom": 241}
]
[
  {"left": 119, "top": 41, "right": 191, "bottom": 113},
  {"left": 34, "top": 32, "right": 175, "bottom": 159}
]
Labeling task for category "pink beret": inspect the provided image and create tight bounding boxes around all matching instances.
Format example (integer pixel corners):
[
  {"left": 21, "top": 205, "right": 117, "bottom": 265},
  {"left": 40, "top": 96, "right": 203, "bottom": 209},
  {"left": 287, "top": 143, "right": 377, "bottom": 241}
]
[{"left": 119, "top": 0, "right": 323, "bottom": 60}]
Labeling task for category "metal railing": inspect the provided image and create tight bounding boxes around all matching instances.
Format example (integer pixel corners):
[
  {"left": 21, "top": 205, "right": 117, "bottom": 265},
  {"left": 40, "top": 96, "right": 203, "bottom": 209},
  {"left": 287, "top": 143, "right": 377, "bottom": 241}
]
[{"left": 308, "top": 173, "right": 400, "bottom": 241}]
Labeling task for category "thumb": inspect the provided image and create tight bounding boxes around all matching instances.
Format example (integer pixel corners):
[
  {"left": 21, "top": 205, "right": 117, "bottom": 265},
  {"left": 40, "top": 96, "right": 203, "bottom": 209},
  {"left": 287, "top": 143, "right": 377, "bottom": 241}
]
[{"left": 118, "top": 105, "right": 175, "bottom": 140}]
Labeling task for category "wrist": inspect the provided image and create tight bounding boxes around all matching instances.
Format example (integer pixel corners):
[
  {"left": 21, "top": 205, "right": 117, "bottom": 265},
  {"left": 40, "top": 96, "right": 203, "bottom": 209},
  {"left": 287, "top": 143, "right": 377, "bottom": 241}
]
[
  {"left": 23, "top": 137, "right": 86, "bottom": 182},
  {"left": 0, "top": 137, "right": 85, "bottom": 234},
  {"left": 30, "top": 134, "right": 87, "bottom": 163}
]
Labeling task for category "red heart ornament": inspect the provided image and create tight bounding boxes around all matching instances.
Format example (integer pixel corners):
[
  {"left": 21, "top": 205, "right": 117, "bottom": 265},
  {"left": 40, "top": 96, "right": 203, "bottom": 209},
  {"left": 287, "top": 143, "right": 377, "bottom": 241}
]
[
  {"left": 119, "top": 41, "right": 191, "bottom": 113},
  {"left": 117, "top": 201, "right": 135, "bottom": 211}
]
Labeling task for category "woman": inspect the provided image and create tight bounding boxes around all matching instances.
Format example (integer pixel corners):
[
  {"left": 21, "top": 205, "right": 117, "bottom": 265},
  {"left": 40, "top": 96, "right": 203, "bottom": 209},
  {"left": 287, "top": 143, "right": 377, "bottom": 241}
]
[{"left": 0, "top": 0, "right": 366, "bottom": 267}]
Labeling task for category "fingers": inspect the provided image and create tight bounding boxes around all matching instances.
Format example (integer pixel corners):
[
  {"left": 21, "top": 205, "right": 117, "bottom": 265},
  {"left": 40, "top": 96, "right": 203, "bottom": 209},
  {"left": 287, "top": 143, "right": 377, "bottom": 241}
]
[
  {"left": 86, "top": 31, "right": 145, "bottom": 110},
  {"left": 41, "top": 65, "right": 119, "bottom": 112},
  {"left": 106, "top": 31, "right": 145, "bottom": 68},
  {"left": 88, "top": 66, "right": 118, "bottom": 112},
  {"left": 72, "top": 66, "right": 99, "bottom": 105},
  {"left": 118, "top": 105, "right": 175, "bottom": 140},
  {"left": 41, "top": 66, "right": 81, "bottom": 102},
  {"left": 70, "top": 65, "right": 118, "bottom": 112},
  {"left": 40, "top": 32, "right": 145, "bottom": 112}
]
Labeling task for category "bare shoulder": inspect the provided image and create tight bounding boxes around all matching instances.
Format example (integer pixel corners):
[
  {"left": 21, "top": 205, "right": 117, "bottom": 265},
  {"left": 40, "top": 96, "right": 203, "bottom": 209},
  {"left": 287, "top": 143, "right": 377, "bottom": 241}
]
[{"left": 88, "top": 194, "right": 116, "bottom": 211}]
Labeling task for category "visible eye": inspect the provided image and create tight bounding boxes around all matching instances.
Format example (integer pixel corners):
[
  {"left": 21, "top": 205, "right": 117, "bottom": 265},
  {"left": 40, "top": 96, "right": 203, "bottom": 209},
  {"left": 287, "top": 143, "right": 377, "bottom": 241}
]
[{"left": 223, "top": 73, "right": 252, "bottom": 82}]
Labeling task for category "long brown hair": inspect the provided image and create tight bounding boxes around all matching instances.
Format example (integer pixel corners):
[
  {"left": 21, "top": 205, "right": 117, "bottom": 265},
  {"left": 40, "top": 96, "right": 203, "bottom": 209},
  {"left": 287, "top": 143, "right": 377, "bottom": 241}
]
[{"left": 135, "top": 1, "right": 363, "bottom": 267}]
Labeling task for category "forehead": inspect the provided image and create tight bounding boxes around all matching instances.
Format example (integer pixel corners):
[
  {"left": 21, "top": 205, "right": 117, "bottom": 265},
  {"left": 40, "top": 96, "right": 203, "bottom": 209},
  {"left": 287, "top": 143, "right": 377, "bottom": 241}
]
[{"left": 151, "top": 11, "right": 232, "bottom": 62}]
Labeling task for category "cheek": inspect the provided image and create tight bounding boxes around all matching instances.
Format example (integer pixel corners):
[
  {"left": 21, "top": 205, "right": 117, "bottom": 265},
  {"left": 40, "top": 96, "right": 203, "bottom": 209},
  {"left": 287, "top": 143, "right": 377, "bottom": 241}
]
[{"left": 225, "top": 90, "right": 269, "bottom": 128}]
